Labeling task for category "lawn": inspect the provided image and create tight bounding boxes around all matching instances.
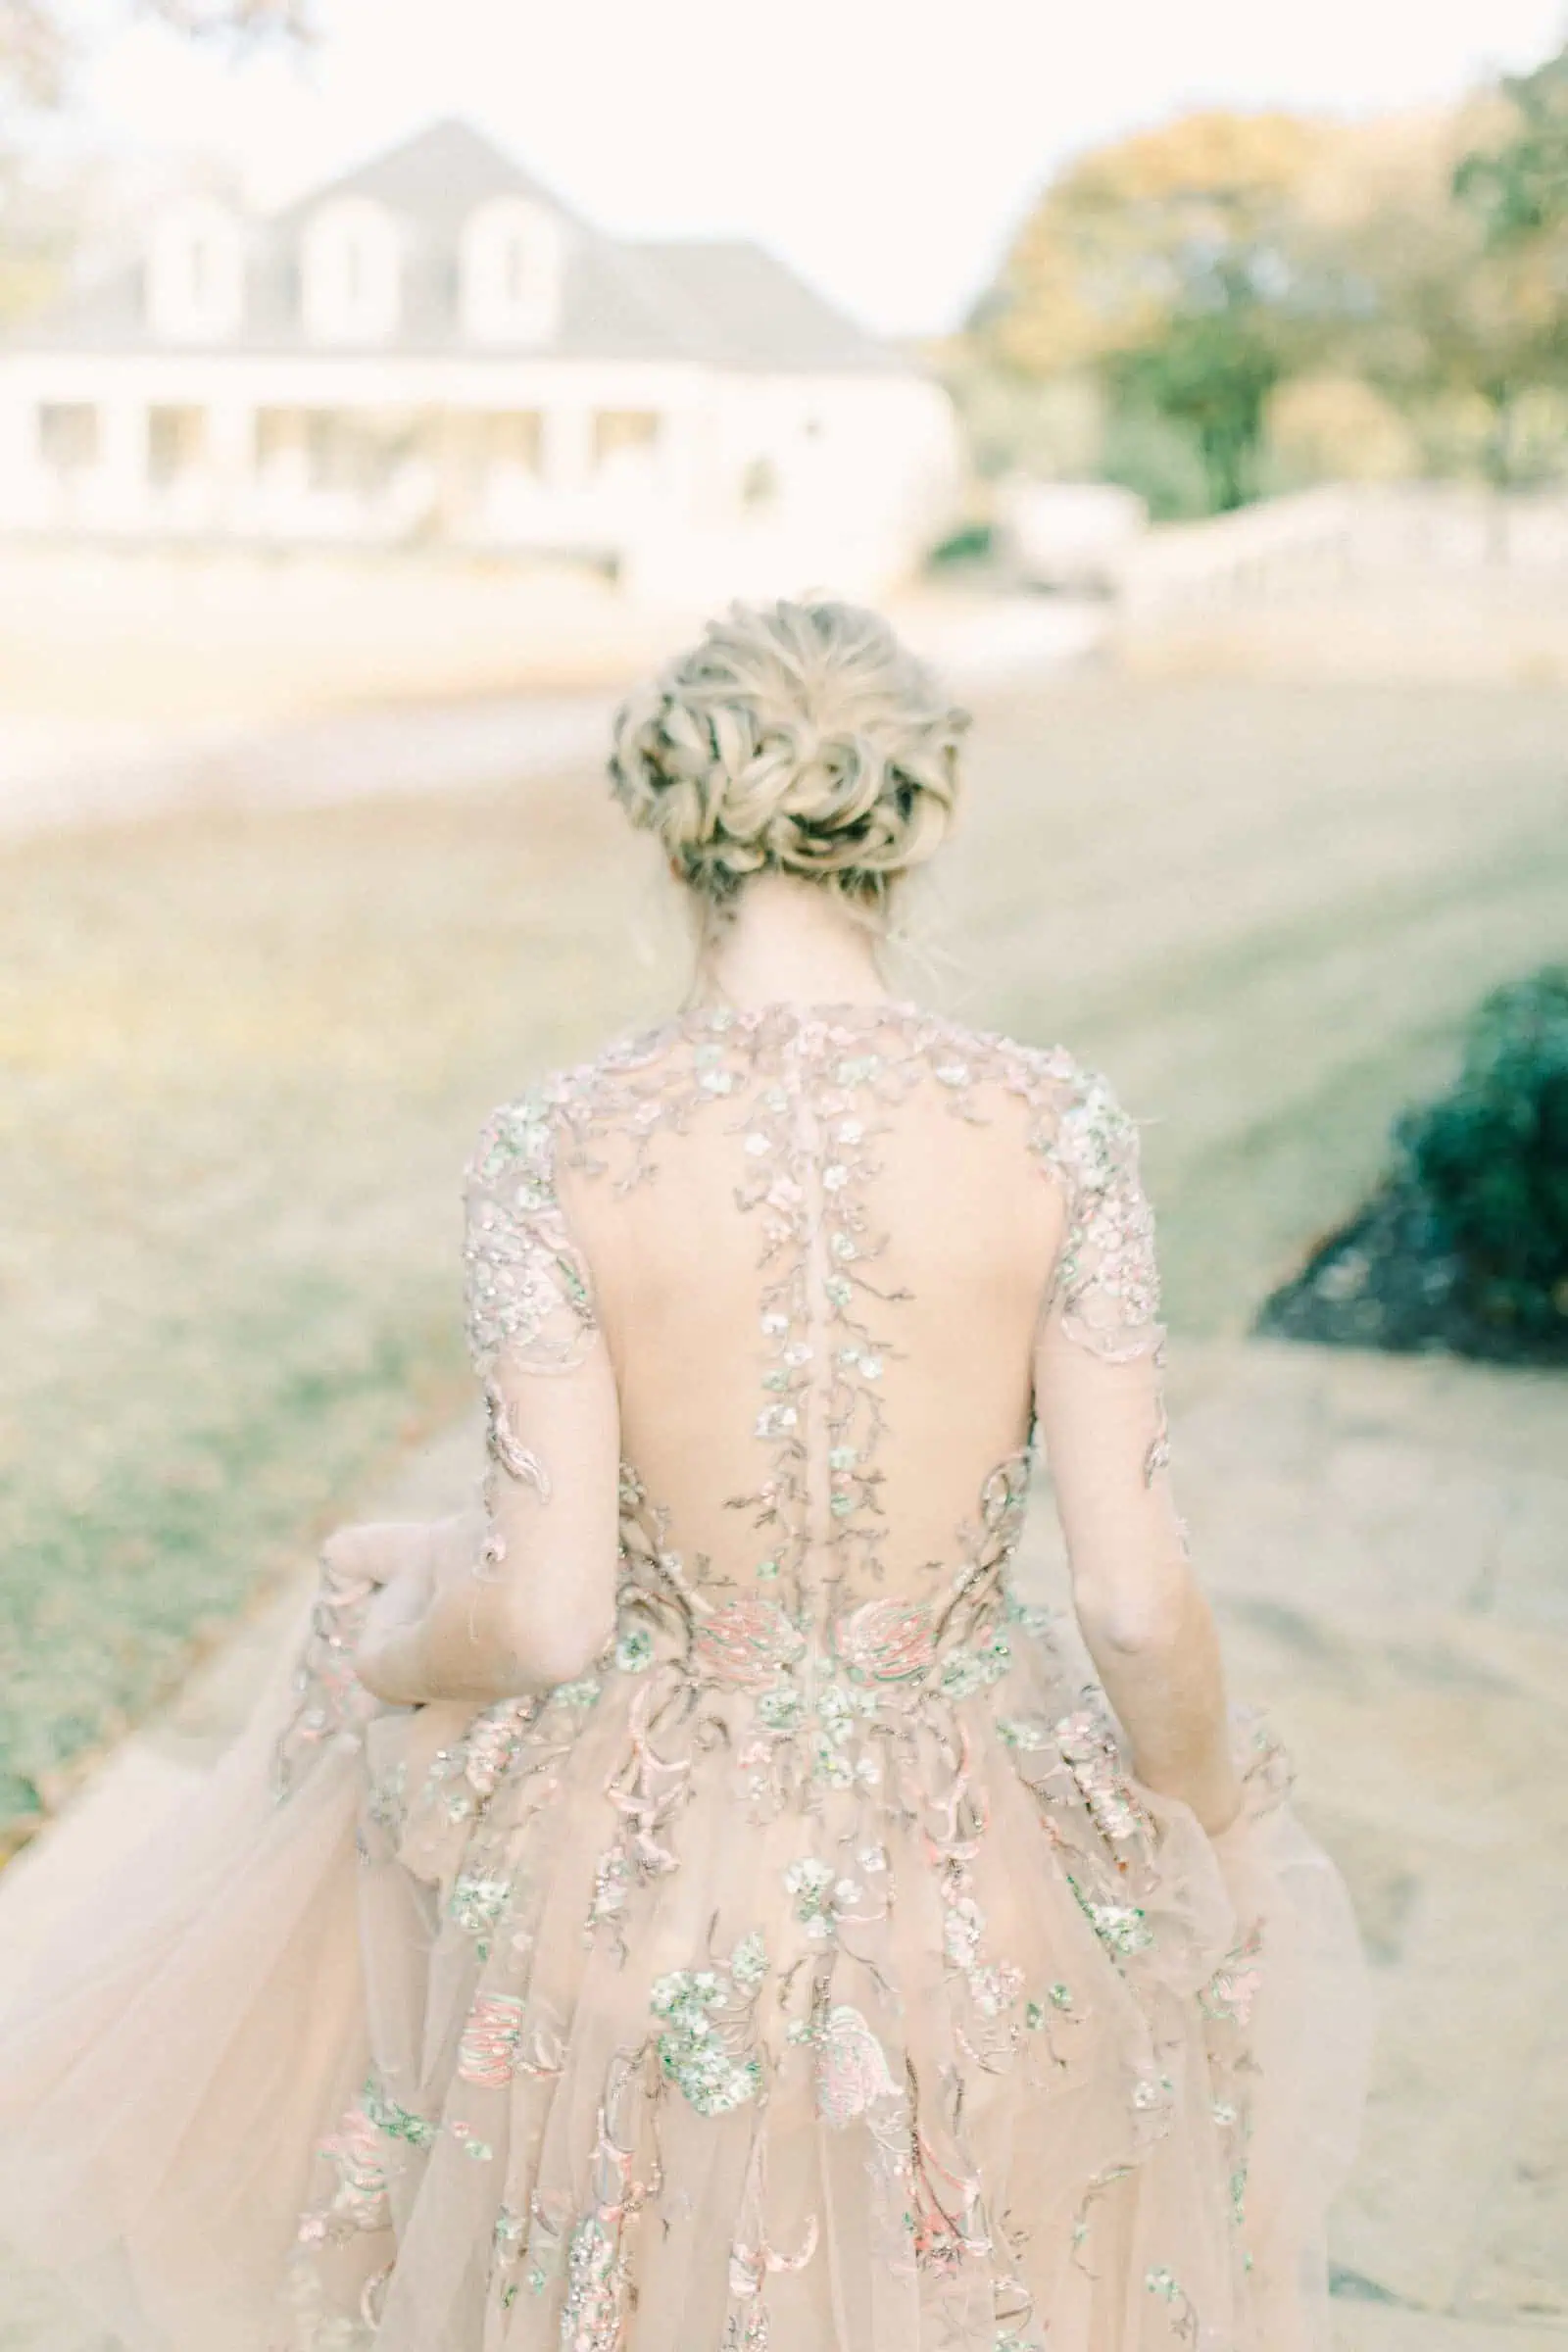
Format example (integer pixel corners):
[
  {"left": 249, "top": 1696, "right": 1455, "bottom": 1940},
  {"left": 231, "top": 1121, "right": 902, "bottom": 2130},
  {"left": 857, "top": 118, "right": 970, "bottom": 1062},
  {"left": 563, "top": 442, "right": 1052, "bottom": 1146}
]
[{"left": 3, "top": 668, "right": 1566, "bottom": 1837}]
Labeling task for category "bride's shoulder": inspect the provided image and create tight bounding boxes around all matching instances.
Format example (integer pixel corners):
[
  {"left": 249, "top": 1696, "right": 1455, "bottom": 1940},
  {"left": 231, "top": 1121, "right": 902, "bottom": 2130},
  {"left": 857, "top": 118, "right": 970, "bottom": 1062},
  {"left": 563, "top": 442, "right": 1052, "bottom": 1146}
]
[
  {"left": 466, "top": 1014, "right": 688, "bottom": 1170},
  {"left": 922, "top": 1010, "right": 1148, "bottom": 1172},
  {"left": 920, "top": 1007, "right": 1100, "bottom": 1096}
]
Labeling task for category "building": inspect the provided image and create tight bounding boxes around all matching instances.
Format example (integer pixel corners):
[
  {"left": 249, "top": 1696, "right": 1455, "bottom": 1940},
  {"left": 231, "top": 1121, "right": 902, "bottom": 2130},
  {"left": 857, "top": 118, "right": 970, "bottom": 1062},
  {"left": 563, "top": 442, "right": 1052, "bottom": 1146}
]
[{"left": 0, "top": 121, "right": 961, "bottom": 601}]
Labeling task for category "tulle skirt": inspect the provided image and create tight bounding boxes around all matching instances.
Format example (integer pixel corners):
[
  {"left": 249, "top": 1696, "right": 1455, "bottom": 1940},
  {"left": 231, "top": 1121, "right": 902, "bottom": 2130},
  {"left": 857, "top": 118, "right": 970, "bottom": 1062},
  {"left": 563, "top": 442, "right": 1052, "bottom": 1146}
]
[{"left": 0, "top": 1537, "right": 1370, "bottom": 2352}]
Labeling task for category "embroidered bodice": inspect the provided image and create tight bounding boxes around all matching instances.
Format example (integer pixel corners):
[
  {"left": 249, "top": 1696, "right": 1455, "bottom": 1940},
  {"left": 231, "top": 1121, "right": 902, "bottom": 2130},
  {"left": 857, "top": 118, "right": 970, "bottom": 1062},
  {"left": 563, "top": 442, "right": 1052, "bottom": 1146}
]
[{"left": 462, "top": 1000, "right": 1167, "bottom": 1696}]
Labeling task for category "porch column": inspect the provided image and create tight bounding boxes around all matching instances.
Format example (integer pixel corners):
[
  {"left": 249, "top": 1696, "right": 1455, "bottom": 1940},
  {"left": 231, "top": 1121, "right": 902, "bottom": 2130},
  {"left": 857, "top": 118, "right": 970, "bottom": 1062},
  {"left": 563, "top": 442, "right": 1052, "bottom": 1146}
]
[
  {"left": 0, "top": 397, "right": 37, "bottom": 526},
  {"left": 656, "top": 405, "right": 709, "bottom": 527},
  {"left": 97, "top": 399, "right": 149, "bottom": 532},
  {"left": 540, "top": 405, "right": 592, "bottom": 495},
  {"left": 207, "top": 402, "right": 256, "bottom": 534}
]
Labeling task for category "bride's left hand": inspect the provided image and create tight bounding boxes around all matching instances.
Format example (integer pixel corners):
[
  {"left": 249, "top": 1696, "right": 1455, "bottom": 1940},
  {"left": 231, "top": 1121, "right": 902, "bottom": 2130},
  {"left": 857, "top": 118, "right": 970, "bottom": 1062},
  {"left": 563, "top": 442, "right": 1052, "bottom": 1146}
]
[
  {"left": 318, "top": 1522, "right": 439, "bottom": 1703},
  {"left": 354, "top": 1559, "right": 438, "bottom": 1702}
]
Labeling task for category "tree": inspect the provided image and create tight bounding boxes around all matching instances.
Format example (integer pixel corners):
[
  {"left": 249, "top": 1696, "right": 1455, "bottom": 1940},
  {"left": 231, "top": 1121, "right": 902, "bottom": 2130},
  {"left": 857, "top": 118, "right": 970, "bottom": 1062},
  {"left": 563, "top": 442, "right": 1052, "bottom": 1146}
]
[
  {"left": 1, "top": 0, "right": 312, "bottom": 127},
  {"left": 1455, "top": 38, "right": 1568, "bottom": 246},
  {"left": 974, "top": 111, "right": 1324, "bottom": 511},
  {"left": 0, "top": 0, "right": 312, "bottom": 322},
  {"left": 1445, "top": 38, "right": 1568, "bottom": 479},
  {"left": 1273, "top": 106, "right": 1529, "bottom": 483}
]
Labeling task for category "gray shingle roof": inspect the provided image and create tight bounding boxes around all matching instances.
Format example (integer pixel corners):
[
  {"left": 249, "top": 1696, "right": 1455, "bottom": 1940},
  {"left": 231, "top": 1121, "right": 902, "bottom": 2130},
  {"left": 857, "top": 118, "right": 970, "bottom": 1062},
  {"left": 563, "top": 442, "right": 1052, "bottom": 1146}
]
[
  {"left": 637, "top": 240, "right": 900, "bottom": 373},
  {"left": 5, "top": 119, "right": 906, "bottom": 376},
  {"left": 272, "top": 117, "right": 584, "bottom": 239}
]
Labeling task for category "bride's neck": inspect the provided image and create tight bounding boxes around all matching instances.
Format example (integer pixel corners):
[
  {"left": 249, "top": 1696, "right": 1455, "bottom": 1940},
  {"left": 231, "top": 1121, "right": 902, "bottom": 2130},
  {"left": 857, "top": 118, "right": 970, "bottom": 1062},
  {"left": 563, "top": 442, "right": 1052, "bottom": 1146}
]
[{"left": 692, "top": 873, "right": 890, "bottom": 1010}]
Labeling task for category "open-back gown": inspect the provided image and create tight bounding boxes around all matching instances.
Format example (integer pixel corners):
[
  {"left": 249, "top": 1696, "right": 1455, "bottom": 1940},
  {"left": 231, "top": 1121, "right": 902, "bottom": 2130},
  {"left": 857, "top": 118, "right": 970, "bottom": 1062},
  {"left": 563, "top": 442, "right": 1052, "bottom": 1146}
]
[{"left": 0, "top": 1002, "right": 1368, "bottom": 2352}]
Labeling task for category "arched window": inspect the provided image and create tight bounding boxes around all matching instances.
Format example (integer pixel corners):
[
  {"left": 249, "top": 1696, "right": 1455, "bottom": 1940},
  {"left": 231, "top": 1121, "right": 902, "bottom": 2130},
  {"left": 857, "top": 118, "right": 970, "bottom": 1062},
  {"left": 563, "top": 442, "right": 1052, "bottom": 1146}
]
[
  {"left": 146, "top": 201, "right": 245, "bottom": 342},
  {"left": 460, "top": 200, "right": 563, "bottom": 346},
  {"left": 301, "top": 198, "right": 402, "bottom": 343}
]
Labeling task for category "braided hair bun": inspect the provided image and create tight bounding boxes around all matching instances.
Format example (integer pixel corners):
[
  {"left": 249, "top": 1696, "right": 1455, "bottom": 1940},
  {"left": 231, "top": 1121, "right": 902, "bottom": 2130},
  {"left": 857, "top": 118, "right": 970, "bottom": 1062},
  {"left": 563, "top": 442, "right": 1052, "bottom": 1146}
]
[{"left": 609, "top": 600, "right": 967, "bottom": 907}]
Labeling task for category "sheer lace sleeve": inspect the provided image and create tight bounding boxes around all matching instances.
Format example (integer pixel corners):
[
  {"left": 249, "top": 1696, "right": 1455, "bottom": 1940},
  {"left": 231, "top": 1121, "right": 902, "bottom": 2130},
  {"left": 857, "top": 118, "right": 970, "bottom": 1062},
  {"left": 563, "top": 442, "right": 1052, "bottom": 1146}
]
[
  {"left": 1039, "top": 1061, "right": 1164, "bottom": 1364},
  {"left": 437, "top": 1088, "right": 621, "bottom": 1692},
  {"left": 1031, "top": 1063, "right": 1187, "bottom": 1616},
  {"left": 465, "top": 1090, "right": 599, "bottom": 1378},
  {"left": 1030, "top": 1064, "right": 1239, "bottom": 1827}
]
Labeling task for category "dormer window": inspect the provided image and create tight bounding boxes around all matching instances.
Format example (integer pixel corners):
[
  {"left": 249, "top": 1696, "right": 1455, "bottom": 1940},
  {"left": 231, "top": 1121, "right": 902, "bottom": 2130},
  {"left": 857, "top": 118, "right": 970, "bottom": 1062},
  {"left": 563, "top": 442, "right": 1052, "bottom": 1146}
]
[
  {"left": 460, "top": 199, "right": 562, "bottom": 346},
  {"left": 146, "top": 201, "right": 245, "bottom": 342},
  {"left": 302, "top": 198, "right": 402, "bottom": 343}
]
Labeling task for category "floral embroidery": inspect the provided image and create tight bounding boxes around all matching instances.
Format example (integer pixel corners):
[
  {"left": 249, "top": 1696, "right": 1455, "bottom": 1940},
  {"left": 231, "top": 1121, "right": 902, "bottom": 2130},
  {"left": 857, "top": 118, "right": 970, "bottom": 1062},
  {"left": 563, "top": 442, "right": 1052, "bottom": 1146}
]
[
  {"left": 450, "top": 1867, "right": 512, "bottom": 1943},
  {"left": 1054, "top": 1702, "right": 1149, "bottom": 1845},
  {"left": 552, "top": 1673, "right": 605, "bottom": 1710},
  {"left": 1201, "top": 1924, "right": 1264, "bottom": 2026},
  {"left": 725, "top": 2211, "right": 820, "bottom": 2349},
  {"left": 834, "top": 1596, "right": 937, "bottom": 1682},
  {"left": 812, "top": 2003, "right": 902, "bottom": 2129},
  {"left": 1068, "top": 1877, "right": 1155, "bottom": 1960},
  {"left": 613, "top": 1622, "right": 655, "bottom": 1673},
  {"left": 490, "top": 2205, "right": 527, "bottom": 2314},
  {"left": 362, "top": 1757, "right": 407, "bottom": 1844},
  {"left": 273, "top": 1540, "right": 380, "bottom": 1799},
  {"left": 458, "top": 1992, "right": 526, "bottom": 2087},
  {"left": 936, "top": 1626, "right": 1013, "bottom": 1699},
  {"left": 561, "top": 2214, "right": 629, "bottom": 2352},
  {"left": 691, "top": 1593, "right": 807, "bottom": 1688},
  {"left": 556, "top": 2051, "right": 659, "bottom": 2351},
  {"left": 651, "top": 1933, "right": 770, "bottom": 2116},
  {"left": 1042, "top": 1064, "right": 1164, "bottom": 1363},
  {"left": 361, "top": 2071, "right": 438, "bottom": 2149},
  {"left": 425, "top": 1696, "right": 540, "bottom": 1824},
  {"left": 464, "top": 1088, "right": 597, "bottom": 1376},
  {"left": 296, "top": 2099, "right": 390, "bottom": 2246},
  {"left": 296, "top": 2067, "right": 441, "bottom": 2254},
  {"left": 784, "top": 1854, "right": 863, "bottom": 1940},
  {"left": 287, "top": 1004, "right": 1315, "bottom": 2342},
  {"left": 1144, "top": 2263, "right": 1201, "bottom": 2342}
]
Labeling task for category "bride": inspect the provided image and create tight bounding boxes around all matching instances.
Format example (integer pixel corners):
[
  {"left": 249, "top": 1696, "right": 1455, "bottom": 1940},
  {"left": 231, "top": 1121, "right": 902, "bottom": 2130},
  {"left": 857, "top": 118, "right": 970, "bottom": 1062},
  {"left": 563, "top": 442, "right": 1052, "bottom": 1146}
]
[{"left": 0, "top": 600, "right": 1368, "bottom": 2350}]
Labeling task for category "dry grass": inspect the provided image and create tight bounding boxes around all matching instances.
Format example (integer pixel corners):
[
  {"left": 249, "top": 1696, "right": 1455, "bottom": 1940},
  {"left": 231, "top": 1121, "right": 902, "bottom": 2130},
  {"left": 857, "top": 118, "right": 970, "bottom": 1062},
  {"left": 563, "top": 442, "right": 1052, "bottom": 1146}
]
[{"left": 3, "top": 666, "right": 1566, "bottom": 1832}]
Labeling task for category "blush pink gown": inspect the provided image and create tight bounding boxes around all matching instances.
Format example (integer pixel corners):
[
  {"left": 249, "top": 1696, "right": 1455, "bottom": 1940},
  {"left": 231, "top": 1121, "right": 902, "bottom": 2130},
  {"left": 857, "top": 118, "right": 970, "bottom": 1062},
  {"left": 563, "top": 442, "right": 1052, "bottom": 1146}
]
[{"left": 0, "top": 1003, "right": 1369, "bottom": 2351}]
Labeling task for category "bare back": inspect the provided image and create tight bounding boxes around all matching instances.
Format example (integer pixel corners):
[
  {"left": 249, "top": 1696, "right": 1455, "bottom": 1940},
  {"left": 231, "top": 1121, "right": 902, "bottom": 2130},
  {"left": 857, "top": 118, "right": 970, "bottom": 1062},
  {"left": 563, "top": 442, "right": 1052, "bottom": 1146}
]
[{"left": 464, "top": 997, "right": 1169, "bottom": 1682}]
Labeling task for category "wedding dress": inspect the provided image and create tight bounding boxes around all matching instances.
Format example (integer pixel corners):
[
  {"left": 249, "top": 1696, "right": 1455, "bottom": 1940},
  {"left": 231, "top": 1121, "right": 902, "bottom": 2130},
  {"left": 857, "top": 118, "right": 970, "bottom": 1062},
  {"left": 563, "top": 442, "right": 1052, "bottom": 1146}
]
[{"left": 0, "top": 1001, "right": 1369, "bottom": 2352}]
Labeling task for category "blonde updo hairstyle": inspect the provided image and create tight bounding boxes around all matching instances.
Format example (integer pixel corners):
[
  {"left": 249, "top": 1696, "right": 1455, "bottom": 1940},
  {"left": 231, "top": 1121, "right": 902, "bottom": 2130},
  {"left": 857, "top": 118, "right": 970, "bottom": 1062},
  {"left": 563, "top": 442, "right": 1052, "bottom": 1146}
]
[{"left": 609, "top": 600, "right": 968, "bottom": 931}]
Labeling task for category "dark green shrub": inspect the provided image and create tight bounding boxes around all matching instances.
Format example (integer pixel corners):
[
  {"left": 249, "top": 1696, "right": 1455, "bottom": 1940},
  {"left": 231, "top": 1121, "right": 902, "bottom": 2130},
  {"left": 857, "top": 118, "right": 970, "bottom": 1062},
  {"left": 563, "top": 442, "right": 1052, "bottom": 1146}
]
[
  {"left": 926, "top": 520, "right": 995, "bottom": 568},
  {"left": 1396, "top": 965, "right": 1568, "bottom": 1343}
]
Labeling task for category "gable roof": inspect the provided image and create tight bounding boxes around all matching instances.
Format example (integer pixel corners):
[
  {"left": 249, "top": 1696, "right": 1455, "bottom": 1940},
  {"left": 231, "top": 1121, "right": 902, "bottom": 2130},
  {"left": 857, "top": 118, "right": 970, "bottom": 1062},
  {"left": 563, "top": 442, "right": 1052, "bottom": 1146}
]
[
  {"left": 273, "top": 117, "right": 583, "bottom": 238},
  {"left": 5, "top": 119, "right": 906, "bottom": 376}
]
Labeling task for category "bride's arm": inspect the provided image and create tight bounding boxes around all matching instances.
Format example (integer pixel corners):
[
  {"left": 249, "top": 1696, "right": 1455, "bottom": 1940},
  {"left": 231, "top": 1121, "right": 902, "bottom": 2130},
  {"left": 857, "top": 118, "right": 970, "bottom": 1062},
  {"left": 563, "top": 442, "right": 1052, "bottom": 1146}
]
[
  {"left": 354, "top": 1343, "right": 620, "bottom": 1705},
  {"left": 1033, "top": 1072, "right": 1242, "bottom": 1837},
  {"left": 355, "top": 1091, "right": 621, "bottom": 1707},
  {"left": 1034, "top": 1328, "right": 1241, "bottom": 1834}
]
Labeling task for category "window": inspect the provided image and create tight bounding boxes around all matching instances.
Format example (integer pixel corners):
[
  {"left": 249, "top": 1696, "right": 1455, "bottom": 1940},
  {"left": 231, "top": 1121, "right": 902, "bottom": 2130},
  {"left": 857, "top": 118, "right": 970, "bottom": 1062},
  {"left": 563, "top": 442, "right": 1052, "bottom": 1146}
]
[
  {"left": 593, "top": 410, "right": 661, "bottom": 468},
  {"left": 302, "top": 200, "right": 402, "bottom": 343},
  {"left": 37, "top": 404, "right": 99, "bottom": 476},
  {"left": 148, "top": 407, "right": 207, "bottom": 489},
  {"left": 460, "top": 200, "right": 563, "bottom": 345},
  {"left": 146, "top": 202, "right": 245, "bottom": 341},
  {"left": 484, "top": 412, "right": 543, "bottom": 474},
  {"left": 258, "top": 407, "right": 304, "bottom": 470},
  {"left": 298, "top": 411, "right": 405, "bottom": 497}
]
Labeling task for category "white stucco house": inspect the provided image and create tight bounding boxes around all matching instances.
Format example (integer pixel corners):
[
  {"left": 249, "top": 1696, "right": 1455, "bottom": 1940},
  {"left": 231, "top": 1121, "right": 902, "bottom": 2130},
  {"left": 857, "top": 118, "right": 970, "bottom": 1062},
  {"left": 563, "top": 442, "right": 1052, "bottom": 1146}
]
[{"left": 0, "top": 120, "right": 962, "bottom": 601}]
